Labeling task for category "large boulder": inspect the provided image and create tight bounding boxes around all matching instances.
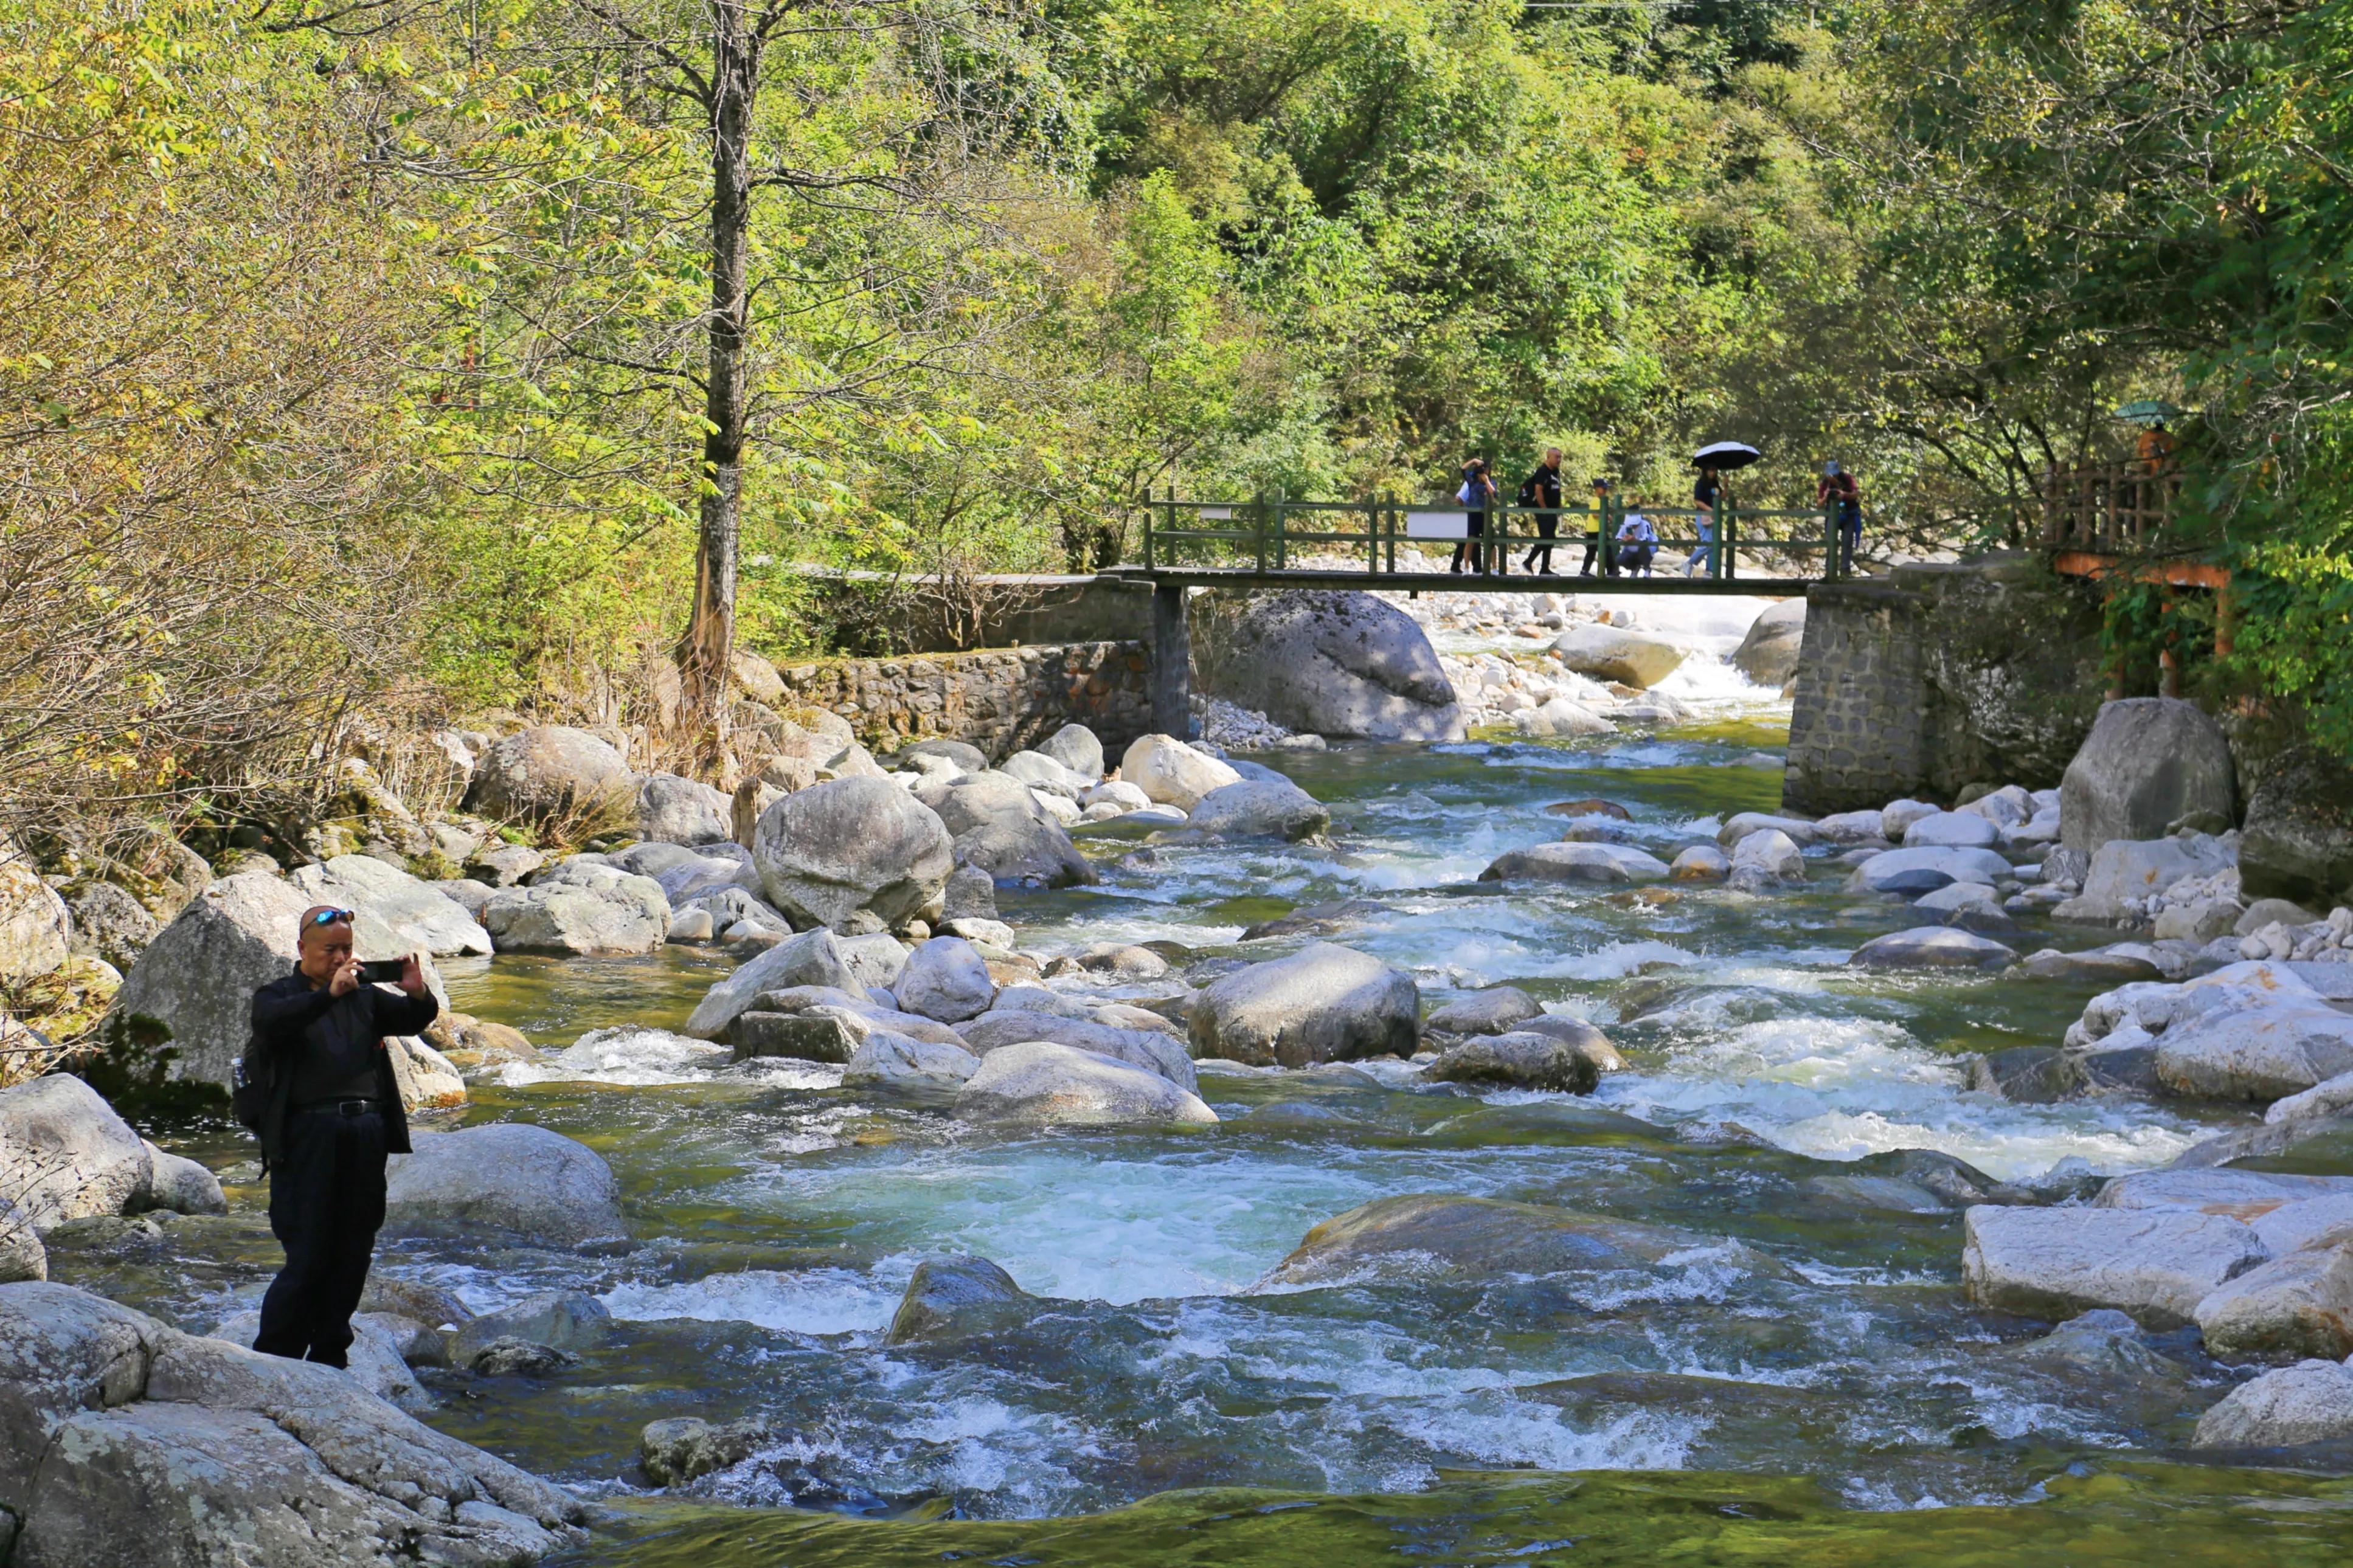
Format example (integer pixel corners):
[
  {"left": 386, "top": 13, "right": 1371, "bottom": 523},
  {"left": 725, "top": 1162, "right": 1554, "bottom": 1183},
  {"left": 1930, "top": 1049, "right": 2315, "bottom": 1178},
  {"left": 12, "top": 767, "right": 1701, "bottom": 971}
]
[
  {"left": 884, "top": 1256, "right": 1037, "bottom": 1345},
  {"left": 64, "top": 883, "right": 160, "bottom": 972},
  {"left": 0, "top": 1076, "right": 150, "bottom": 1233},
  {"left": 2060, "top": 698, "right": 2236, "bottom": 854},
  {"left": 752, "top": 775, "right": 953, "bottom": 928},
  {"left": 1548, "top": 624, "right": 1686, "bottom": 689},
  {"left": 1187, "top": 779, "right": 1329, "bottom": 841},
  {"left": 1036, "top": 724, "right": 1106, "bottom": 781},
  {"left": 916, "top": 772, "right": 1095, "bottom": 888},
  {"left": 681, "top": 927, "right": 853, "bottom": 1039},
  {"left": 105, "top": 872, "right": 434, "bottom": 1089},
  {"left": 2193, "top": 1358, "right": 2353, "bottom": 1449},
  {"left": 1961, "top": 1204, "right": 2270, "bottom": 1328},
  {"left": 637, "top": 773, "right": 732, "bottom": 846},
  {"left": 2152, "top": 995, "right": 2353, "bottom": 1102},
  {"left": 951, "top": 1041, "right": 1217, "bottom": 1128},
  {"left": 1188, "top": 942, "right": 1419, "bottom": 1068},
  {"left": 2192, "top": 1246, "right": 2353, "bottom": 1361},
  {"left": 1118, "top": 735, "right": 1241, "bottom": 810},
  {"left": 0, "top": 843, "right": 70, "bottom": 983},
  {"left": 1262, "top": 1194, "right": 1768, "bottom": 1287},
  {"left": 206, "top": 1309, "right": 426, "bottom": 1412},
  {"left": 2238, "top": 746, "right": 2353, "bottom": 911},
  {"left": 1478, "top": 842, "right": 1671, "bottom": 885},
  {"left": 840, "top": 1031, "right": 981, "bottom": 1094},
  {"left": 956, "top": 1011, "right": 1198, "bottom": 1093},
  {"left": 1196, "top": 590, "right": 1465, "bottom": 741},
  {"left": 466, "top": 725, "right": 634, "bottom": 824},
  {"left": 383, "top": 1124, "right": 623, "bottom": 1248},
  {"left": 1731, "top": 599, "right": 1805, "bottom": 688},
  {"left": 479, "top": 863, "right": 668, "bottom": 956},
  {"left": 289, "top": 855, "right": 491, "bottom": 958},
  {"left": 0, "top": 1281, "right": 585, "bottom": 1567}
]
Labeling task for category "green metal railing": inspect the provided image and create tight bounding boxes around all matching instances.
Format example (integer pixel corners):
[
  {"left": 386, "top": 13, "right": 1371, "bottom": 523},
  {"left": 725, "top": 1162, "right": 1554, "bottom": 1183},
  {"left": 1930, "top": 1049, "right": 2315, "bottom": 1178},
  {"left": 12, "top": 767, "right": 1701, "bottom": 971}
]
[{"left": 1140, "top": 488, "right": 1851, "bottom": 580}]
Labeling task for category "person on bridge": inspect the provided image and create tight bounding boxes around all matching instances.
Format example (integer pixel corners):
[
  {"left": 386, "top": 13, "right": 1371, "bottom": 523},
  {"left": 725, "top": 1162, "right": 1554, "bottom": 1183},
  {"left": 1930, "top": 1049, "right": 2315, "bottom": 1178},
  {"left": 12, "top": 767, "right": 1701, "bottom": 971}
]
[
  {"left": 2136, "top": 418, "right": 2177, "bottom": 474},
  {"left": 1578, "top": 476, "right": 1609, "bottom": 577},
  {"left": 1615, "top": 500, "right": 1657, "bottom": 576},
  {"left": 1517, "top": 447, "right": 1567, "bottom": 573},
  {"left": 1452, "top": 458, "right": 1499, "bottom": 575},
  {"left": 1682, "top": 504, "right": 1717, "bottom": 578},
  {"left": 1692, "top": 463, "right": 1724, "bottom": 575},
  {"left": 1817, "top": 460, "right": 1862, "bottom": 573}
]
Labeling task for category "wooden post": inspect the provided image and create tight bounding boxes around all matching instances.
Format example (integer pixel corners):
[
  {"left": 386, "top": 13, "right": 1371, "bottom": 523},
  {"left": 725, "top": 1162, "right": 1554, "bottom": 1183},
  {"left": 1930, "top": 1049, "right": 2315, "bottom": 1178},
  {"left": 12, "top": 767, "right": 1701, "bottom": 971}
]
[
  {"left": 1601, "top": 495, "right": 1618, "bottom": 577},
  {"left": 1143, "top": 485, "right": 1158, "bottom": 571},
  {"left": 1385, "top": 496, "right": 1398, "bottom": 575},
  {"left": 1714, "top": 502, "right": 1729, "bottom": 582},
  {"left": 1366, "top": 495, "right": 1377, "bottom": 575},
  {"left": 1274, "top": 487, "right": 1287, "bottom": 572}
]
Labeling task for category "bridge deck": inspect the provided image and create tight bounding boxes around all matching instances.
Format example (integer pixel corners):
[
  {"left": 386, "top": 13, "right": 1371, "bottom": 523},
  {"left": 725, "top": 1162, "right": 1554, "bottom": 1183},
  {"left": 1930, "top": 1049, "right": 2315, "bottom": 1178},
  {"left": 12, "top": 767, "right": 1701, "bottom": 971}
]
[{"left": 1112, "top": 566, "right": 1816, "bottom": 594}]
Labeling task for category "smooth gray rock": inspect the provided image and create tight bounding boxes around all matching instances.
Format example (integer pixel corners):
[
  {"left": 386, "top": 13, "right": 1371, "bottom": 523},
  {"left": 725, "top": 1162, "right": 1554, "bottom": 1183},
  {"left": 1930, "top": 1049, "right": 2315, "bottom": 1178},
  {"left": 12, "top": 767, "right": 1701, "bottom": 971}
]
[
  {"left": 1730, "top": 827, "right": 1806, "bottom": 884},
  {"left": 468, "top": 724, "right": 634, "bottom": 824},
  {"left": 835, "top": 931, "right": 909, "bottom": 992},
  {"left": 885, "top": 1256, "right": 1036, "bottom": 1345},
  {"left": 2194, "top": 1358, "right": 2353, "bottom": 1449},
  {"left": 1424, "top": 987, "right": 1544, "bottom": 1037},
  {"left": 0, "top": 1282, "right": 584, "bottom": 1567},
  {"left": 466, "top": 843, "right": 547, "bottom": 887},
  {"left": 1670, "top": 844, "right": 1729, "bottom": 882},
  {"left": 640, "top": 1415, "right": 771, "bottom": 1487},
  {"left": 1197, "top": 590, "right": 1466, "bottom": 740},
  {"left": 1187, "top": 779, "right": 1329, "bottom": 841},
  {"left": 917, "top": 771, "right": 1097, "bottom": 888},
  {"left": 105, "top": 871, "right": 435, "bottom": 1089},
  {"left": 754, "top": 775, "right": 954, "bottom": 929},
  {"left": 0, "top": 845, "right": 69, "bottom": 984},
  {"left": 2061, "top": 698, "right": 2236, "bottom": 854},
  {"left": 292, "top": 854, "right": 495, "bottom": 959},
  {"left": 952, "top": 1041, "right": 1217, "bottom": 1127},
  {"left": 1478, "top": 842, "right": 1671, "bottom": 885},
  {"left": 955, "top": 1011, "right": 1197, "bottom": 1093},
  {"left": 1548, "top": 624, "right": 1686, "bottom": 689},
  {"left": 1731, "top": 599, "right": 1805, "bottom": 688},
  {"left": 1904, "top": 810, "right": 2001, "bottom": 849},
  {"left": 479, "top": 865, "right": 668, "bottom": 956},
  {"left": 1961, "top": 1203, "right": 2270, "bottom": 1328},
  {"left": 942, "top": 864, "right": 998, "bottom": 922},
  {"left": 0, "top": 1076, "right": 150, "bottom": 1233},
  {"left": 1426, "top": 1032, "right": 1603, "bottom": 1094},
  {"left": 1849, "top": 926, "right": 2017, "bottom": 970},
  {"left": 1036, "top": 724, "right": 1106, "bottom": 781},
  {"left": 2193, "top": 1245, "right": 2353, "bottom": 1361},
  {"left": 2153, "top": 992, "right": 2353, "bottom": 1102},
  {"left": 841, "top": 1031, "right": 980, "bottom": 1093},
  {"left": 384, "top": 1124, "right": 623, "bottom": 1248},
  {"left": 894, "top": 937, "right": 997, "bottom": 1023},
  {"left": 1846, "top": 846, "right": 2013, "bottom": 895},
  {"left": 134, "top": 1143, "right": 224, "bottom": 1218},
  {"left": 2056, "top": 833, "right": 2236, "bottom": 924},
  {"left": 683, "top": 927, "right": 853, "bottom": 1039},
  {"left": 998, "top": 750, "right": 1089, "bottom": 799},
  {"left": 207, "top": 1308, "right": 427, "bottom": 1412},
  {"left": 1118, "top": 734, "right": 1241, "bottom": 809},
  {"left": 1188, "top": 942, "right": 1419, "bottom": 1068},
  {"left": 636, "top": 773, "right": 732, "bottom": 846}
]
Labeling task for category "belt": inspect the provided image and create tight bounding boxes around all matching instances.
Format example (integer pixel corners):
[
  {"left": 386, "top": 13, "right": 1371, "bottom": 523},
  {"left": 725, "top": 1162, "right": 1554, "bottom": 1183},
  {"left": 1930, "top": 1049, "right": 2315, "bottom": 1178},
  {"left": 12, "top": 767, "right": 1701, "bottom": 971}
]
[{"left": 296, "top": 1098, "right": 381, "bottom": 1116}]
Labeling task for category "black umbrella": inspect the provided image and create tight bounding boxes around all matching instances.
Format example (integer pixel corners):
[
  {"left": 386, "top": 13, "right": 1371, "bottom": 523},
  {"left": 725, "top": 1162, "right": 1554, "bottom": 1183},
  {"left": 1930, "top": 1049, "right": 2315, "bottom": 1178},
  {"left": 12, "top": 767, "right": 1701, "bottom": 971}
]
[{"left": 1694, "top": 441, "right": 1761, "bottom": 471}]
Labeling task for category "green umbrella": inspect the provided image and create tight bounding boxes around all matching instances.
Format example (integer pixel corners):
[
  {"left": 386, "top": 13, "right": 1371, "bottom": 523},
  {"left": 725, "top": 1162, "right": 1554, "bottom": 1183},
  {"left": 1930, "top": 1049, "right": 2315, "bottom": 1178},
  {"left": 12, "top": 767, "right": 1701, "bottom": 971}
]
[{"left": 2112, "top": 399, "right": 2187, "bottom": 424}]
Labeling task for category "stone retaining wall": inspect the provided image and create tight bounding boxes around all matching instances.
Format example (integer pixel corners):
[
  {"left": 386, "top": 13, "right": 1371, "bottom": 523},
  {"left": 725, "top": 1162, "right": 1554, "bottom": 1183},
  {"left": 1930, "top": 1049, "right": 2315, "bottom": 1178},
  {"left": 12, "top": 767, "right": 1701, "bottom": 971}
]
[
  {"left": 1784, "top": 556, "right": 2107, "bottom": 813},
  {"left": 776, "top": 641, "right": 1153, "bottom": 761}
]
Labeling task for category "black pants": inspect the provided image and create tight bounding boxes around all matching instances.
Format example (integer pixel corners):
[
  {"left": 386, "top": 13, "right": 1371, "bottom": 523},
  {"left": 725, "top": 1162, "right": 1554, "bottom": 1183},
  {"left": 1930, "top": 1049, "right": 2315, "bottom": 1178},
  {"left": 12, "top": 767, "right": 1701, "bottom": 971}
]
[
  {"left": 1578, "top": 531, "right": 1601, "bottom": 575},
  {"left": 1838, "top": 508, "right": 1861, "bottom": 572},
  {"left": 257, "top": 1104, "right": 387, "bottom": 1368},
  {"left": 1450, "top": 511, "right": 1487, "bottom": 573},
  {"left": 1522, "top": 511, "right": 1560, "bottom": 572},
  {"left": 1618, "top": 543, "right": 1655, "bottom": 576}
]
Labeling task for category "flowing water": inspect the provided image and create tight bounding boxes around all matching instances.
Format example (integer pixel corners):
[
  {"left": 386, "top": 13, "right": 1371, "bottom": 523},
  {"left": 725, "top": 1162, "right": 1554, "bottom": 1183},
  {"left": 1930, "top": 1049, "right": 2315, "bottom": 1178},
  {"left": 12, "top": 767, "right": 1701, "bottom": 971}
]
[{"left": 67, "top": 638, "right": 2353, "bottom": 1564}]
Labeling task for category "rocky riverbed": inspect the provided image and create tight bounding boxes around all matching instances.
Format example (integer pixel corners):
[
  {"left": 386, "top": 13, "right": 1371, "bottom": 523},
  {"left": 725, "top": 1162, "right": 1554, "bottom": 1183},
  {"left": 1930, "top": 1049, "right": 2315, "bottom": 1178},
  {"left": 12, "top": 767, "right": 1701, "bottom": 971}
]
[{"left": 7, "top": 590, "right": 2353, "bottom": 1565}]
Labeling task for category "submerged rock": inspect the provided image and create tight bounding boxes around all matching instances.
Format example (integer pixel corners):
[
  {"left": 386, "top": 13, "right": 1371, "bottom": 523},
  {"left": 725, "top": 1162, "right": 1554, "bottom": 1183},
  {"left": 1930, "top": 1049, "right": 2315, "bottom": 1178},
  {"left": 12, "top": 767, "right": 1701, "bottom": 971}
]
[
  {"left": 1424, "top": 1031, "right": 1609, "bottom": 1094},
  {"left": 1478, "top": 842, "right": 1671, "bottom": 885},
  {"left": 1187, "top": 942, "right": 1419, "bottom": 1068},
  {"left": 1849, "top": 927, "right": 2017, "bottom": 970},
  {"left": 1262, "top": 1193, "right": 1775, "bottom": 1287},
  {"left": 641, "top": 1415, "right": 772, "bottom": 1487}
]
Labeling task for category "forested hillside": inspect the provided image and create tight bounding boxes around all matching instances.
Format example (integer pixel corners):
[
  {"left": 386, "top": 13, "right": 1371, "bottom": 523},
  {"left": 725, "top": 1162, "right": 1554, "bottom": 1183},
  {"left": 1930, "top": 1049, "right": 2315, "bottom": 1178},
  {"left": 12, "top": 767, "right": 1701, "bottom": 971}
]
[{"left": 4, "top": 0, "right": 2349, "bottom": 844}]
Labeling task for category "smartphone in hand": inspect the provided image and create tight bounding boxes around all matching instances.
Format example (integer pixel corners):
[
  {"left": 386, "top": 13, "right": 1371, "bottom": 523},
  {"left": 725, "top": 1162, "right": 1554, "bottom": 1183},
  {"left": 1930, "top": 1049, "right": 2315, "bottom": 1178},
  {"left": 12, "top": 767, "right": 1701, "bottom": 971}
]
[{"left": 357, "top": 959, "right": 408, "bottom": 984}]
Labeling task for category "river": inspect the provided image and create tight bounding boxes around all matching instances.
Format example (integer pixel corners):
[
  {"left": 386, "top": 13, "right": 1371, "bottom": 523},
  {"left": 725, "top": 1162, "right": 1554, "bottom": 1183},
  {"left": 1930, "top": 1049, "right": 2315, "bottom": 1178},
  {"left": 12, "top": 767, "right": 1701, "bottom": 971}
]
[{"left": 80, "top": 610, "right": 2353, "bottom": 1564}]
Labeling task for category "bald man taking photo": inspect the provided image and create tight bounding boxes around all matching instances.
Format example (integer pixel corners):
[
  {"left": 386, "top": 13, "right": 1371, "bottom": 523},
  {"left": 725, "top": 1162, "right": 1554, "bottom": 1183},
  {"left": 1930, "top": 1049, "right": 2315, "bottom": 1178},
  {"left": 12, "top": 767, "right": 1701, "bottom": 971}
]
[{"left": 245, "top": 906, "right": 435, "bottom": 1367}]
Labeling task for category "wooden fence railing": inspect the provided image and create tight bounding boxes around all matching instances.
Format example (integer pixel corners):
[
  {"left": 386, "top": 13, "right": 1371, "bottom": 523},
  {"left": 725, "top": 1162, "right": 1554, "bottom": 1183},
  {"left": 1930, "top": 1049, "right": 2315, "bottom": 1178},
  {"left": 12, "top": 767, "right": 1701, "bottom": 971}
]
[{"left": 2040, "top": 461, "right": 2182, "bottom": 553}]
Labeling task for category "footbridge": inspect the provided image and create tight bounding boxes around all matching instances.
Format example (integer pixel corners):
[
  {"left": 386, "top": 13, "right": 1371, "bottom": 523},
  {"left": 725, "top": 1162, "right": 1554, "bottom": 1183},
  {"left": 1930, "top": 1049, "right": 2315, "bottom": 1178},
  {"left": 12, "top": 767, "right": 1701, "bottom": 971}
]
[{"left": 1115, "top": 492, "right": 1851, "bottom": 733}]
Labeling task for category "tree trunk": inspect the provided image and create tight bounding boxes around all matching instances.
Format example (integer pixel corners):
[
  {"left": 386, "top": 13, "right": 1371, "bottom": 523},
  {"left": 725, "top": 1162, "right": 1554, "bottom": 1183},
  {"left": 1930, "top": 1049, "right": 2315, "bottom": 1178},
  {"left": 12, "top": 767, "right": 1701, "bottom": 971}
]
[{"left": 678, "top": 0, "right": 761, "bottom": 755}]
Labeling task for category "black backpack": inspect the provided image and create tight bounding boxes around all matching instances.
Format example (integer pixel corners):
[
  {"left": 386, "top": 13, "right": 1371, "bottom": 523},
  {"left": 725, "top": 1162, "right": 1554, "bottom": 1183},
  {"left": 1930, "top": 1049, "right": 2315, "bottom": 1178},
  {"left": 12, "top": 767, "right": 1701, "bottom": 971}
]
[
  {"left": 1516, "top": 475, "right": 1538, "bottom": 507},
  {"left": 231, "top": 1029, "right": 274, "bottom": 1138}
]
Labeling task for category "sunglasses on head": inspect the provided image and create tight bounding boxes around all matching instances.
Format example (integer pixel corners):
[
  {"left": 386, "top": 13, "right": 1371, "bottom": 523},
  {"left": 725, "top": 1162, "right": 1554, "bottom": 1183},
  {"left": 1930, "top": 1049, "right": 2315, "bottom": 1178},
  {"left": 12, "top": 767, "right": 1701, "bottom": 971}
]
[{"left": 309, "top": 908, "right": 355, "bottom": 928}]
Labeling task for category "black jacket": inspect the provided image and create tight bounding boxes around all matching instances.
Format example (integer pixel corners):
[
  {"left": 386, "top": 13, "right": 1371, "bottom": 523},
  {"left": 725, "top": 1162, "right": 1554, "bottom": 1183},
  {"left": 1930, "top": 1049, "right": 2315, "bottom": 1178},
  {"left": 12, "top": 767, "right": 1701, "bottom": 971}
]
[{"left": 249, "top": 969, "right": 438, "bottom": 1162}]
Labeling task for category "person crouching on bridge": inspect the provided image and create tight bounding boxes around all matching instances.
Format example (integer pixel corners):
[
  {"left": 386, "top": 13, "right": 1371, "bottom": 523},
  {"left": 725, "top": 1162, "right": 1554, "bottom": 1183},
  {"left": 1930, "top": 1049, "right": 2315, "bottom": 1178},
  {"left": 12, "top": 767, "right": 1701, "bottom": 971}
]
[
  {"left": 1452, "top": 457, "right": 1500, "bottom": 574},
  {"left": 1615, "top": 499, "right": 1658, "bottom": 576},
  {"left": 248, "top": 906, "right": 436, "bottom": 1368},
  {"left": 1818, "top": 460, "right": 1862, "bottom": 573},
  {"left": 1518, "top": 447, "right": 1566, "bottom": 574}
]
